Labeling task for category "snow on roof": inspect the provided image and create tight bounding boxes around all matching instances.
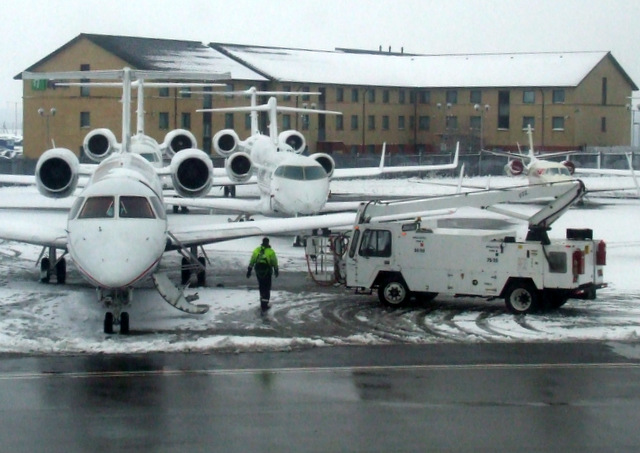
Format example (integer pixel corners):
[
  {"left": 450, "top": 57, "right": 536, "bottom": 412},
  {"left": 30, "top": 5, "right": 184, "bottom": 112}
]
[{"left": 213, "top": 44, "right": 611, "bottom": 88}]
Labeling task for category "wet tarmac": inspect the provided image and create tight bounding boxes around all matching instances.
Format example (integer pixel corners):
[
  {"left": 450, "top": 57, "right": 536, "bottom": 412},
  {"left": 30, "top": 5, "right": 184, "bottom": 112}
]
[{"left": 2, "top": 342, "right": 640, "bottom": 452}]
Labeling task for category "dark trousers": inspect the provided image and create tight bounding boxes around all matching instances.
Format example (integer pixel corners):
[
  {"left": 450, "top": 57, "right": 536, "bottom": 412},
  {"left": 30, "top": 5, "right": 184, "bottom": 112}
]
[{"left": 255, "top": 264, "right": 272, "bottom": 302}]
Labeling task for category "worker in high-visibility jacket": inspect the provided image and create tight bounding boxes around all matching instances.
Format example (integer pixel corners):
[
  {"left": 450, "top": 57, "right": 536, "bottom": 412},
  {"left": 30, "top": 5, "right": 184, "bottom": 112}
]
[{"left": 246, "top": 237, "right": 279, "bottom": 311}]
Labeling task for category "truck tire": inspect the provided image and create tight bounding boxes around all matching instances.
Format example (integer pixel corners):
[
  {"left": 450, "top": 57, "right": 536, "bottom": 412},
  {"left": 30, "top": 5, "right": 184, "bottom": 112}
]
[
  {"left": 543, "top": 290, "right": 569, "bottom": 310},
  {"left": 378, "top": 278, "right": 410, "bottom": 307},
  {"left": 504, "top": 281, "right": 540, "bottom": 314}
]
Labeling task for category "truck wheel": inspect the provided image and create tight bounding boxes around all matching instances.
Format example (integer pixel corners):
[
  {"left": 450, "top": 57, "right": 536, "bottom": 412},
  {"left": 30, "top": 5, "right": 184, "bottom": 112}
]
[
  {"left": 378, "top": 278, "right": 409, "bottom": 307},
  {"left": 504, "top": 281, "right": 540, "bottom": 314},
  {"left": 543, "top": 290, "right": 569, "bottom": 309}
]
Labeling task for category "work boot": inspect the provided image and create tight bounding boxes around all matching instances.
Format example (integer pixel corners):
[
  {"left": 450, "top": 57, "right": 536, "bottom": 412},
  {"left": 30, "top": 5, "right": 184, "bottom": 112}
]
[{"left": 260, "top": 299, "right": 271, "bottom": 311}]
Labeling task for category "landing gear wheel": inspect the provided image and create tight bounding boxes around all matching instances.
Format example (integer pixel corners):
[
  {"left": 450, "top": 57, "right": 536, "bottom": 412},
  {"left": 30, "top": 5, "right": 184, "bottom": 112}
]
[
  {"left": 120, "top": 312, "right": 130, "bottom": 335},
  {"left": 173, "top": 205, "right": 179, "bottom": 214},
  {"left": 181, "top": 257, "right": 190, "bottom": 285},
  {"left": 378, "top": 278, "right": 410, "bottom": 307},
  {"left": 40, "top": 258, "right": 51, "bottom": 283},
  {"left": 55, "top": 258, "right": 67, "bottom": 284},
  {"left": 504, "top": 281, "right": 540, "bottom": 314},
  {"left": 197, "top": 257, "right": 206, "bottom": 287},
  {"left": 104, "top": 312, "right": 114, "bottom": 334}
]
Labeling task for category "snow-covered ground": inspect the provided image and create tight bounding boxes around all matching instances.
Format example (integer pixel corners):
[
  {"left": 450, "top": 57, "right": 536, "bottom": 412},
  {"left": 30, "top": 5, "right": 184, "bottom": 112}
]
[{"left": 0, "top": 175, "right": 639, "bottom": 354}]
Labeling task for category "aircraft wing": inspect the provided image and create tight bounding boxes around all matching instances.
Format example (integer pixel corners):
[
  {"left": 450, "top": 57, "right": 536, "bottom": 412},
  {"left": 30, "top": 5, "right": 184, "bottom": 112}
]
[
  {"left": 165, "top": 196, "right": 262, "bottom": 214},
  {"left": 167, "top": 212, "right": 357, "bottom": 248},
  {"left": 0, "top": 174, "right": 36, "bottom": 185},
  {"left": 331, "top": 142, "right": 459, "bottom": 180},
  {"left": 0, "top": 209, "right": 68, "bottom": 249}
]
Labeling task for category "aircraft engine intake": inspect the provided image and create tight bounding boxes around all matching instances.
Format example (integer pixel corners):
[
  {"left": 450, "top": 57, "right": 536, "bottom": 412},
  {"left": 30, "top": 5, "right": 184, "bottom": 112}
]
[
  {"left": 504, "top": 159, "right": 525, "bottom": 176},
  {"left": 162, "top": 129, "right": 197, "bottom": 157},
  {"left": 213, "top": 129, "right": 240, "bottom": 157},
  {"left": 35, "top": 148, "right": 80, "bottom": 198},
  {"left": 225, "top": 152, "right": 253, "bottom": 183},
  {"left": 278, "top": 131, "right": 306, "bottom": 154},
  {"left": 83, "top": 128, "right": 119, "bottom": 162},
  {"left": 170, "top": 149, "right": 214, "bottom": 198},
  {"left": 562, "top": 160, "right": 576, "bottom": 175},
  {"left": 311, "top": 152, "right": 335, "bottom": 178}
]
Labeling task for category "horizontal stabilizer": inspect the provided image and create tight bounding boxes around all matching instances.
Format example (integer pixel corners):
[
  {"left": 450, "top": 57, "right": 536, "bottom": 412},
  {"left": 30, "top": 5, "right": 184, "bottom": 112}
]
[{"left": 152, "top": 273, "right": 209, "bottom": 315}]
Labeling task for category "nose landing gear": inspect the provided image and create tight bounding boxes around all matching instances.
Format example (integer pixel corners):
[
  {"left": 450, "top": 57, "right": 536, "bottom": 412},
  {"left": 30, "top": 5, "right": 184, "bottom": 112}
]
[{"left": 100, "top": 288, "right": 132, "bottom": 334}]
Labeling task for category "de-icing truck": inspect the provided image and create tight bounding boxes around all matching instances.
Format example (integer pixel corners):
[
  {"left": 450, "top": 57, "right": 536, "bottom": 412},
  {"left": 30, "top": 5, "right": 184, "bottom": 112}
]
[{"left": 343, "top": 180, "right": 606, "bottom": 314}]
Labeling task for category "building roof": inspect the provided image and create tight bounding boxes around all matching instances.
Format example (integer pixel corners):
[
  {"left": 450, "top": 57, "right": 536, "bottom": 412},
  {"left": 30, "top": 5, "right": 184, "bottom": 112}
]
[
  {"left": 16, "top": 34, "right": 638, "bottom": 91},
  {"left": 16, "top": 33, "right": 267, "bottom": 82},
  {"left": 212, "top": 43, "right": 638, "bottom": 90}
]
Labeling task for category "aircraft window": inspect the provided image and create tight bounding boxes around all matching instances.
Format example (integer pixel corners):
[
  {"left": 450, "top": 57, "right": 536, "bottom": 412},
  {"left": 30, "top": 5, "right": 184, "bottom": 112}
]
[
  {"left": 150, "top": 196, "right": 166, "bottom": 220},
  {"left": 304, "top": 166, "right": 327, "bottom": 180},
  {"left": 140, "top": 153, "right": 159, "bottom": 163},
  {"left": 69, "top": 197, "right": 85, "bottom": 220},
  {"left": 277, "top": 165, "right": 304, "bottom": 180},
  {"left": 119, "top": 196, "right": 155, "bottom": 219},
  {"left": 79, "top": 196, "right": 115, "bottom": 219}
]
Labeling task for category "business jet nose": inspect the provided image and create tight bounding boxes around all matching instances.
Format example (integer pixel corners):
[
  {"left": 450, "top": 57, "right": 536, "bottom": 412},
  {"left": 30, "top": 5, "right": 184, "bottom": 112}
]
[
  {"left": 272, "top": 176, "right": 329, "bottom": 215},
  {"left": 69, "top": 220, "right": 166, "bottom": 289}
]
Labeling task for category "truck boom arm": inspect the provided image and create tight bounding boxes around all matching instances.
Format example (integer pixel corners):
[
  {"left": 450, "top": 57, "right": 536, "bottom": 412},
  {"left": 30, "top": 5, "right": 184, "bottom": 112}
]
[{"left": 356, "top": 180, "right": 586, "bottom": 230}]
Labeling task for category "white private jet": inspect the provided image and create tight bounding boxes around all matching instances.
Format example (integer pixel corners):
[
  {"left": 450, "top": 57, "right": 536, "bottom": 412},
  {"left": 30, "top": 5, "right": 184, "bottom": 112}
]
[
  {"left": 165, "top": 89, "right": 460, "bottom": 217},
  {"left": 0, "top": 68, "right": 360, "bottom": 334}
]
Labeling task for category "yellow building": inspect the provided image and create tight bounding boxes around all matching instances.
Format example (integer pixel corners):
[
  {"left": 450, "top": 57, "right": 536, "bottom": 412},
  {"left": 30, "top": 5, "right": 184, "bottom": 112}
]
[{"left": 17, "top": 33, "right": 638, "bottom": 162}]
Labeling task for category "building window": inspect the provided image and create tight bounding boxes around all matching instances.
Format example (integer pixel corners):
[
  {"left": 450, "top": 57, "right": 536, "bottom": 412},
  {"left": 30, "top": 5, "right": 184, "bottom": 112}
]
[
  {"left": 281, "top": 114, "right": 290, "bottom": 130},
  {"left": 383, "top": 90, "right": 390, "bottom": 103},
  {"left": 446, "top": 116, "right": 458, "bottom": 130},
  {"left": 419, "top": 115, "right": 430, "bottom": 131},
  {"left": 244, "top": 113, "right": 251, "bottom": 131},
  {"left": 446, "top": 90, "right": 458, "bottom": 104},
  {"left": 601, "top": 116, "right": 607, "bottom": 132},
  {"left": 181, "top": 87, "right": 191, "bottom": 98},
  {"left": 351, "top": 89, "right": 359, "bottom": 103},
  {"left": 225, "top": 113, "right": 234, "bottom": 129},
  {"left": 552, "top": 89, "right": 565, "bottom": 104},
  {"left": 80, "top": 111, "right": 90, "bottom": 128},
  {"left": 409, "top": 90, "right": 416, "bottom": 104},
  {"left": 602, "top": 77, "right": 607, "bottom": 105},
  {"left": 398, "top": 89, "right": 405, "bottom": 104},
  {"left": 225, "top": 84, "right": 235, "bottom": 98},
  {"left": 470, "top": 115, "right": 481, "bottom": 130},
  {"left": 552, "top": 116, "right": 565, "bottom": 130},
  {"left": 301, "top": 114, "right": 310, "bottom": 130},
  {"left": 498, "top": 90, "right": 510, "bottom": 129},
  {"left": 181, "top": 112, "right": 191, "bottom": 129},
  {"left": 470, "top": 90, "right": 481, "bottom": 104},
  {"left": 367, "top": 89, "right": 375, "bottom": 103},
  {"left": 398, "top": 115, "right": 405, "bottom": 130},
  {"left": 522, "top": 116, "right": 535, "bottom": 129},
  {"left": 351, "top": 115, "right": 358, "bottom": 130},
  {"left": 368, "top": 115, "right": 375, "bottom": 130},
  {"left": 80, "top": 64, "right": 90, "bottom": 97},
  {"left": 282, "top": 85, "right": 291, "bottom": 100},
  {"left": 336, "top": 87, "right": 344, "bottom": 102},
  {"left": 159, "top": 87, "right": 169, "bottom": 98},
  {"left": 336, "top": 115, "right": 343, "bottom": 130},
  {"left": 420, "top": 90, "right": 431, "bottom": 104},
  {"left": 302, "top": 86, "right": 310, "bottom": 101},
  {"left": 523, "top": 90, "right": 535, "bottom": 104},
  {"left": 159, "top": 112, "right": 169, "bottom": 130},
  {"left": 382, "top": 115, "right": 389, "bottom": 130}
]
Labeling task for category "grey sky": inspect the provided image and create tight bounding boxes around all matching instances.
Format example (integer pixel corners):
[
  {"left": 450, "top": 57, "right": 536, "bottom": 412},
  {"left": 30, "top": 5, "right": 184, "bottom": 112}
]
[{"left": 2, "top": 0, "right": 639, "bottom": 131}]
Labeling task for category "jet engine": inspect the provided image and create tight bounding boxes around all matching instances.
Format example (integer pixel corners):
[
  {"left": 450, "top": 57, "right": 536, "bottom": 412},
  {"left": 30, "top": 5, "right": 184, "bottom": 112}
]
[
  {"left": 35, "top": 148, "right": 80, "bottom": 198},
  {"left": 504, "top": 159, "right": 525, "bottom": 176},
  {"left": 278, "top": 131, "right": 306, "bottom": 154},
  {"left": 225, "top": 152, "right": 253, "bottom": 183},
  {"left": 162, "top": 129, "right": 198, "bottom": 157},
  {"left": 169, "top": 149, "right": 214, "bottom": 198},
  {"left": 83, "top": 128, "right": 119, "bottom": 162},
  {"left": 213, "top": 129, "right": 240, "bottom": 157},
  {"left": 562, "top": 160, "right": 576, "bottom": 175},
  {"left": 311, "top": 152, "right": 335, "bottom": 178}
]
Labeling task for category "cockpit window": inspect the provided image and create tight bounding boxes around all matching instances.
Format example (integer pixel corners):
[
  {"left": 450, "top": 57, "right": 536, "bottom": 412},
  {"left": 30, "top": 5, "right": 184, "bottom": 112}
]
[
  {"left": 274, "top": 165, "right": 327, "bottom": 181},
  {"left": 78, "top": 196, "right": 115, "bottom": 219},
  {"left": 69, "top": 197, "right": 85, "bottom": 220},
  {"left": 304, "top": 166, "right": 327, "bottom": 180},
  {"left": 119, "top": 196, "right": 155, "bottom": 219}
]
